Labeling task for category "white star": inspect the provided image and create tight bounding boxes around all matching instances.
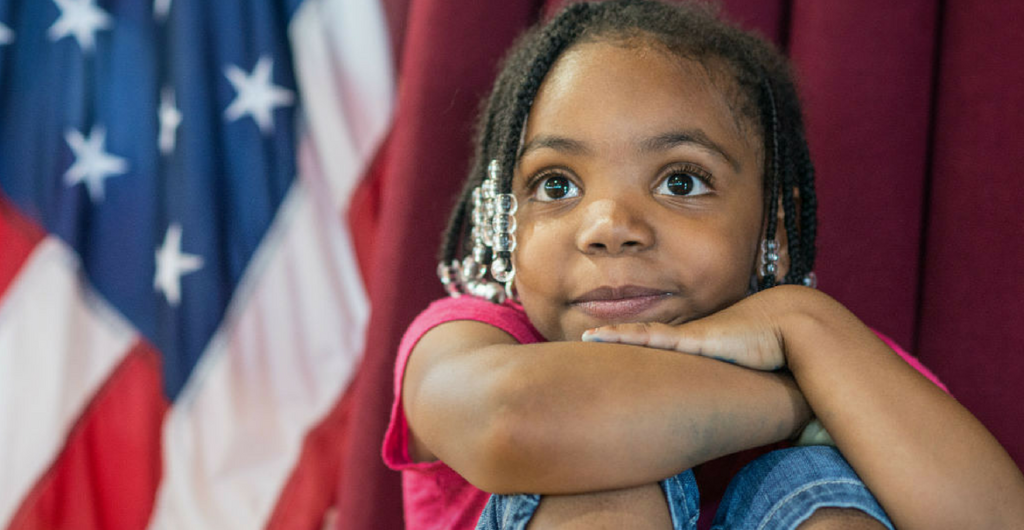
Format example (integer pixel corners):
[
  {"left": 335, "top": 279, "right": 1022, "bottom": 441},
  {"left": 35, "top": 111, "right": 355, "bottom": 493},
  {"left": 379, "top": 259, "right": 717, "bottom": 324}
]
[
  {"left": 0, "top": 21, "right": 14, "bottom": 46},
  {"left": 154, "top": 223, "right": 205, "bottom": 307},
  {"left": 224, "top": 56, "right": 295, "bottom": 134},
  {"left": 153, "top": 0, "right": 172, "bottom": 22},
  {"left": 159, "top": 87, "right": 182, "bottom": 155},
  {"left": 47, "top": 0, "right": 113, "bottom": 53},
  {"left": 63, "top": 125, "right": 129, "bottom": 202}
]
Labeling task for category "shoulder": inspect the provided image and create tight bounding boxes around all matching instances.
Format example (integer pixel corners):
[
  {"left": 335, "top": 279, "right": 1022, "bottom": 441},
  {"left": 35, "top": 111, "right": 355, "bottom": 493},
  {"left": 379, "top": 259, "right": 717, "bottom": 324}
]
[
  {"left": 400, "top": 296, "right": 544, "bottom": 357},
  {"left": 393, "top": 296, "right": 544, "bottom": 414},
  {"left": 394, "top": 297, "right": 543, "bottom": 465}
]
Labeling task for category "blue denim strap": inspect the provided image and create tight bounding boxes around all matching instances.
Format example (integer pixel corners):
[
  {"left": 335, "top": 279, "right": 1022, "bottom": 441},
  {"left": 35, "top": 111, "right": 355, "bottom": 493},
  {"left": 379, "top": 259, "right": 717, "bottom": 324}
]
[
  {"left": 476, "top": 492, "right": 540, "bottom": 530},
  {"left": 712, "top": 446, "right": 894, "bottom": 530},
  {"left": 661, "top": 468, "right": 701, "bottom": 530},
  {"left": 476, "top": 469, "right": 699, "bottom": 530}
]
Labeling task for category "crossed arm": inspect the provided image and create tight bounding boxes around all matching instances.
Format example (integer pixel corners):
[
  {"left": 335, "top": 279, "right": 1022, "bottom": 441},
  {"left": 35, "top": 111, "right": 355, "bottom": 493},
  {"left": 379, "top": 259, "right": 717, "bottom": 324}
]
[
  {"left": 402, "top": 286, "right": 1024, "bottom": 528},
  {"left": 402, "top": 320, "right": 810, "bottom": 495}
]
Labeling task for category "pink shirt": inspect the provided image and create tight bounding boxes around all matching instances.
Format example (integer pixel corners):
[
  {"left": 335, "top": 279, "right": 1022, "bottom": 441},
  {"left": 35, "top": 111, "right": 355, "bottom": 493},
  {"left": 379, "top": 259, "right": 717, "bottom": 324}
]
[
  {"left": 383, "top": 296, "right": 545, "bottom": 530},
  {"left": 382, "top": 296, "right": 947, "bottom": 530}
]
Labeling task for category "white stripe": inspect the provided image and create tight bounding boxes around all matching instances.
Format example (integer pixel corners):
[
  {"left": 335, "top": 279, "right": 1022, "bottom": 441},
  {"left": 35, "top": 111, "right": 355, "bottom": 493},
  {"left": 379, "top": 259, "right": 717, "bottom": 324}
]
[
  {"left": 289, "top": 0, "right": 395, "bottom": 211},
  {"left": 147, "top": 175, "right": 368, "bottom": 529},
  {"left": 0, "top": 238, "right": 136, "bottom": 527}
]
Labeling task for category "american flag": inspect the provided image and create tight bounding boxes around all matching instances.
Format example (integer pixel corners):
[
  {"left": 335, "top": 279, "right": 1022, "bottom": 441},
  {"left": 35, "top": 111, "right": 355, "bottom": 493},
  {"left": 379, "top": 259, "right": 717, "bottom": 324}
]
[{"left": 0, "top": 0, "right": 393, "bottom": 527}]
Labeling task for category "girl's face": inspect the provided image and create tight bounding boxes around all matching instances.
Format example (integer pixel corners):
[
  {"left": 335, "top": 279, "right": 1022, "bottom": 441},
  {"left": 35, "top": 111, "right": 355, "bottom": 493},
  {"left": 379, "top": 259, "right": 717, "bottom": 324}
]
[{"left": 511, "top": 40, "right": 765, "bottom": 342}]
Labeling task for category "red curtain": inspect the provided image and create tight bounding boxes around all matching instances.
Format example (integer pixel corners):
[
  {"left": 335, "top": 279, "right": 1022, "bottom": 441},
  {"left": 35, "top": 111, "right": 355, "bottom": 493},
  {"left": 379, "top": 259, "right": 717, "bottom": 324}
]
[{"left": 339, "top": 0, "right": 1024, "bottom": 527}]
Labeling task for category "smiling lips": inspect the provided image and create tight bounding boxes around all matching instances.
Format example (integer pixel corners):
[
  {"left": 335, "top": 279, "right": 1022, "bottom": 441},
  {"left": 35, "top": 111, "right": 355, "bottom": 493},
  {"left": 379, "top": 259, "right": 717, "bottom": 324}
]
[{"left": 571, "top": 285, "right": 673, "bottom": 320}]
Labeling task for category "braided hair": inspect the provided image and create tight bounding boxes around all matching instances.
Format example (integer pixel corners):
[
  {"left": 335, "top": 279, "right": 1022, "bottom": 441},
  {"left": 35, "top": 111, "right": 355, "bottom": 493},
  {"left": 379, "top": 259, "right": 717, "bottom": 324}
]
[{"left": 440, "top": 0, "right": 817, "bottom": 293}]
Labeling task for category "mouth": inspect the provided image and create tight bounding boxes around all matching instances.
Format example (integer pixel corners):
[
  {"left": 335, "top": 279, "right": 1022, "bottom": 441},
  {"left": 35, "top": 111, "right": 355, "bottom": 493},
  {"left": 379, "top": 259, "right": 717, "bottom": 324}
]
[{"left": 570, "top": 285, "right": 674, "bottom": 321}]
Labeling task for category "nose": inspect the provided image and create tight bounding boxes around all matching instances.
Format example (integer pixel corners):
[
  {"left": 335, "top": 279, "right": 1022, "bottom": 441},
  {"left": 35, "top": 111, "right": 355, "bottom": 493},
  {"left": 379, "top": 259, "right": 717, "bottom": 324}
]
[{"left": 575, "top": 197, "right": 655, "bottom": 255}]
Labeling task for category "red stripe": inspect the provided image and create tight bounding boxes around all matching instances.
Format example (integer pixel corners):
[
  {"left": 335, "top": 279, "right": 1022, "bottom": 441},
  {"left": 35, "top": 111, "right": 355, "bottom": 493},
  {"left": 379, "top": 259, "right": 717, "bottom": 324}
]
[
  {"left": 263, "top": 383, "right": 357, "bottom": 530},
  {"left": 0, "top": 192, "right": 46, "bottom": 301},
  {"left": 346, "top": 131, "right": 391, "bottom": 292},
  {"left": 6, "top": 340, "right": 169, "bottom": 530}
]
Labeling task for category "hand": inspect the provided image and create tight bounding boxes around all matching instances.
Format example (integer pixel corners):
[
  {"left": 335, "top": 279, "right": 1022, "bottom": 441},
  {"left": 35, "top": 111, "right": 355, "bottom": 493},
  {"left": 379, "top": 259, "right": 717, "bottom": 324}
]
[{"left": 581, "top": 288, "right": 799, "bottom": 371}]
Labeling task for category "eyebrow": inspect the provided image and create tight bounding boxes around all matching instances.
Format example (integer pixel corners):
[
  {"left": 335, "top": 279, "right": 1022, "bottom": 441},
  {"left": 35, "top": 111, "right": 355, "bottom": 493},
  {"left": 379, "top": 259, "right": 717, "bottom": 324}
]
[
  {"left": 638, "top": 130, "right": 741, "bottom": 172},
  {"left": 518, "top": 135, "right": 592, "bottom": 158},
  {"left": 518, "top": 129, "right": 741, "bottom": 172}
]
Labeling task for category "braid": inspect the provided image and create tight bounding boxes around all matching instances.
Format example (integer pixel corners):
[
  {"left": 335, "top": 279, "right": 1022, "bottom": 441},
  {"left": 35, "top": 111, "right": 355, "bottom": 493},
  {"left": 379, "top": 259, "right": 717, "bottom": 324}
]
[
  {"left": 438, "top": 32, "right": 523, "bottom": 265},
  {"left": 771, "top": 75, "right": 817, "bottom": 285},
  {"left": 780, "top": 150, "right": 799, "bottom": 283},
  {"left": 438, "top": 0, "right": 818, "bottom": 294},
  {"left": 496, "top": 16, "right": 584, "bottom": 189},
  {"left": 761, "top": 79, "right": 782, "bottom": 290},
  {"left": 777, "top": 95, "right": 800, "bottom": 284},
  {"left": 439, "top": 176, "right": 471, "bottom": 262},
  {"left": 792, "top": 135, "right": 818, "bottom": 281}
]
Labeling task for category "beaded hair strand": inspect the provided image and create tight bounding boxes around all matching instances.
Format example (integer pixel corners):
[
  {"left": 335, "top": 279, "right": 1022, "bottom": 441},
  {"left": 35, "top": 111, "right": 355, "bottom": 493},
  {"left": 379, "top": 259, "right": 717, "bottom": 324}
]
[
  {"left": 491, "top": 3, "right": 595, "bottom": 279},
  {"left": 761, "top": 79, "right": 782, "bottom": 290}
]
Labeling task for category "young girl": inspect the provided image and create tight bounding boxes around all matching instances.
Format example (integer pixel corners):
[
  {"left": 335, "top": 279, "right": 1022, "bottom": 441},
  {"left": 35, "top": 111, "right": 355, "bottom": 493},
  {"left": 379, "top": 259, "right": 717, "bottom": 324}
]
[{"left": 382, "top": 1, "right": 1024, "bottom": 528}]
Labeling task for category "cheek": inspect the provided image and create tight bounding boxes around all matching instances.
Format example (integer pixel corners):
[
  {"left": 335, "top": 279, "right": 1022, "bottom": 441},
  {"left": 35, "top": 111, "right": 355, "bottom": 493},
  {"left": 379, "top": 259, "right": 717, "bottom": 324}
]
[
  {"left": 511, "top": 218, "right": 574, "bottom": 340},
  {"left": 714, "top": 188, "right": 764, "bottom": 278},
  {"left": 689, "top": 234, "right": 752, "bottom": 280},
  {"left": 511, "top": 217, "right": 567, "bottom": 285},
  {"left": 673, "top": 215, "right": 760, "bottom": 301}
]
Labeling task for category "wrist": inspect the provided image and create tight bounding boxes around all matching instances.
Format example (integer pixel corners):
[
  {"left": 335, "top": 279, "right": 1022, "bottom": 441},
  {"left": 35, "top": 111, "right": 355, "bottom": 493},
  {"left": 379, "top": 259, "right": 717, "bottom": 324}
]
[{"left": 769, "top": 285, "right": 843, "bottom": 377}]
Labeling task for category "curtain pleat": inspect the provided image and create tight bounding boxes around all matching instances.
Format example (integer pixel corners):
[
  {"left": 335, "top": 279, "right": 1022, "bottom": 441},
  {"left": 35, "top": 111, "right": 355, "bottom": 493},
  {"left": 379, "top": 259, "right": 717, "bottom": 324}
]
[
  {"left": 917, "top": 0, "right": 1024, "bottom": 467},
  {"left": 789, "top": 0, "right": 939, "bottom": 348}
]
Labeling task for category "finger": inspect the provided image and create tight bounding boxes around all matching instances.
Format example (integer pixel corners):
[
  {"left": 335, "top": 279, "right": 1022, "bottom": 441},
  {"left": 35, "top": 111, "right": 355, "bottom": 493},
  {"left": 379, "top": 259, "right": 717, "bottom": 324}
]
[
  {"left": 584, "top": 322, "right": 758, "bottom": 367},
  {"left": 582, "top": 322, "right": 695, "bottom": 352}
]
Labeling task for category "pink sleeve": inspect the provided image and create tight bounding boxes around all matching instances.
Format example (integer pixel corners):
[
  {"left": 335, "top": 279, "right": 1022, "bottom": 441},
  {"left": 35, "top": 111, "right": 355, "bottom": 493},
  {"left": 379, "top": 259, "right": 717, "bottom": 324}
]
[
  {"left": 381, "top": 296, "right": 544, "bottom": 471},
  {"left": 873, "top": 330, "right": 949, "bottom": 393}
]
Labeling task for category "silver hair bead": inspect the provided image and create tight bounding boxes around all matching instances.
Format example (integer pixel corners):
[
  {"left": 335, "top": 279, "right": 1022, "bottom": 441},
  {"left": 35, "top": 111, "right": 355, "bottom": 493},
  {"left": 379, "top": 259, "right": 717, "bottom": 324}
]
[
  {"left": 491, "top": 256, "right": 514, "bottom": 283},
  {"left": 492, "top": 232, "right": 516, "bottom": 253},
  {"left": 760, "top": 237, "right": 780, "bottom": 278},
  {"left": 493, "top": 213, "right": 517, "bottom": 234},
  {"left": 467, "top": 279, "right": 505, "bottom": 304},
  {"left": 437, "top": 261, "right": 462, "bottom": 297},
  {"left": 472, "top": 244, "right": 488, "bottom": 264},
  {"left": 461, "top": 256, "right": 487, "bottom": 281},
  {"left": 495, "top": 193, "right": 518, "bottom": 215}
]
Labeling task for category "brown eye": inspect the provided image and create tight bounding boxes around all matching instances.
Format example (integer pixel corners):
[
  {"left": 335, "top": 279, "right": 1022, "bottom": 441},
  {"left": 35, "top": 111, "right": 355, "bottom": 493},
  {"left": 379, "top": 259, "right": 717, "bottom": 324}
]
[
  {"left": 666, "top": 174, "right": 694, "bottom": 195},
  {"left": 534, "top": 175, "right": 580, "bottom": 202},
  {"left": 656, "top": 170, "right": 711, "bottom": 197}
]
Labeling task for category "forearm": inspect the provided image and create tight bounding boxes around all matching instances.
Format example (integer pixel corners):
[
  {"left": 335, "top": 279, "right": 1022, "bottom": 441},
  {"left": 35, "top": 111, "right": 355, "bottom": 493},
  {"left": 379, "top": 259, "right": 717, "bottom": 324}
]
[
  {"left": 782, "top": 287, "right": 1024, "bottom": 529},
  {"left": 410, "top": 334, "right": 810, "bottom": 495}
]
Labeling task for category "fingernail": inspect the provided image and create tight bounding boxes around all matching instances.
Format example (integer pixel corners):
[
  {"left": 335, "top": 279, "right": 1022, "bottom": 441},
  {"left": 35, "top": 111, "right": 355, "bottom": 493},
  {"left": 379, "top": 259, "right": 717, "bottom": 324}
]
[{"left": 581, "top": 330, "right": 602, "bottom": 342}]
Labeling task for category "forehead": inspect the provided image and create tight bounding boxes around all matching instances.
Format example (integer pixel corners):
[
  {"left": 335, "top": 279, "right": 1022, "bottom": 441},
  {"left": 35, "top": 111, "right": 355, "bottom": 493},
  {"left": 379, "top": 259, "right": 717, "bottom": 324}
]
[{"left": 521, "top": 40, "right": 760, "bottom": 165}]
